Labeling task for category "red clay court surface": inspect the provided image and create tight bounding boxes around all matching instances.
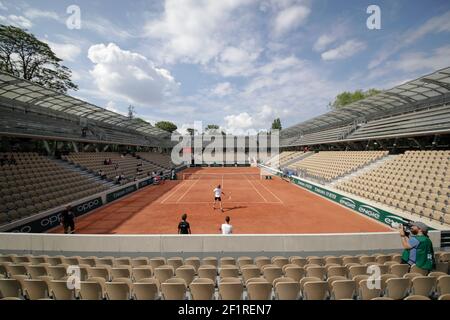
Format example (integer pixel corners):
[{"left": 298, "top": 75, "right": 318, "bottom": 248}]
[{"left": 50, "top": 167, "right": 391, "bottom": 234}]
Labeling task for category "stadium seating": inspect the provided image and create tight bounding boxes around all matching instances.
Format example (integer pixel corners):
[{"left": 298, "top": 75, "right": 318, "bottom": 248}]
[
  {"left": 336, "top": 150, "right": 450, "bottom": 225},
  {"left": 0, "top": 153, "right": 108, "bottom": 225},
  {"left": 0, "top": 252, "right": 448, "bottom": 300},
  {"left": 287, "top": 151, "right": 388, "bottom": 182},
  {"left": 136, "top": 152, "right": 177, "bottom": 169},
  {"left": 265, "top": 151, "right": 308, "bottom": 168},
  {"left": 282, "top": 125, "right": 354, "bottom": 147},
  {"left": 348, "top": 105, "right": 450, "bottom": 140},
  {"left": 64, "top": 152, "right": 167, "bottom": 183}
]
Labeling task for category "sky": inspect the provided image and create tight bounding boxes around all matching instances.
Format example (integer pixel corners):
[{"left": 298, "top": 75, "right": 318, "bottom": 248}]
[{"left": 1, "top": 0, "right": 450, "bottom": 135}]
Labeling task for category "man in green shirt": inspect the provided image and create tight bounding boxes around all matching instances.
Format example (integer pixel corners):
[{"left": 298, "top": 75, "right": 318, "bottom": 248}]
[{"left": 399, "top": 221, "right": 435, "bottom": 271}]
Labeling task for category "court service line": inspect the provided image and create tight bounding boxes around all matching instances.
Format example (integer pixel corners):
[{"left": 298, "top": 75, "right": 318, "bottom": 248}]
[
  {"left": 245, "top": 175, "right": 268, "bottom": 203},
  {"left": 176, "top": 178, "right": 200, "bottom": 203},
  {"left": 160, "top": 180, "right": 189, "bottom": 204},
  {"left": 255, "top": 179, "right": 284, "bottom": 204}
]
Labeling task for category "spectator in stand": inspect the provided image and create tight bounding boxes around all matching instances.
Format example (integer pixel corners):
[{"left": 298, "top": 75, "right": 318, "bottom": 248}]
[
  {"left": 115, "top": 173, "right": 125, "bottom": 185},
  {"left": 103, "top": 158, "right": 108, "bottom": 165},
  {"left": 171, "top": 169, "right": 176, "bottom": 180},
  {"left": 97, "top": 169, "right": 106, "bottom": 179},
  {"left": 178, "top": 214, "right": 191, "bottom": 234},
  {"left": 114, "top": 163, "right": 119, "bottom": 170},
  {"left": 108, "top": 158, "right": 113, "bottom": 165}
]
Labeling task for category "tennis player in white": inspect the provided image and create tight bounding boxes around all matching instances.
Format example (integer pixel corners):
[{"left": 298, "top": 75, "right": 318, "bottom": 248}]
[{"left": 213, "top": 184, "right": 226, "bottom": 212}]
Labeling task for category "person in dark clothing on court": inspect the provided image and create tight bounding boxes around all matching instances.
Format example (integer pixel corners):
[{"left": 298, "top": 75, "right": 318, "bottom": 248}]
[
  {"left": 61, "top": 205, "right": 75, "bottom": 234},
  {"left": 178, "top": 213, "right": 191, "bottom": 234}
]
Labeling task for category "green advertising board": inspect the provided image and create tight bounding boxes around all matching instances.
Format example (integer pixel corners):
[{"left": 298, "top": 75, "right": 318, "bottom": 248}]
[{"left": 258, "top": 165, "right": 430, "bottom": 229}]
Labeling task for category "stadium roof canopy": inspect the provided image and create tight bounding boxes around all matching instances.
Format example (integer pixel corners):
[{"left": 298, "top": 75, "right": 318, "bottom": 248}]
[
  {"left": 282, "top": 66, "right": 450, "bottom": 137},
  {"left": 0, "top": 71, "right": 170, "bottom": 137}
]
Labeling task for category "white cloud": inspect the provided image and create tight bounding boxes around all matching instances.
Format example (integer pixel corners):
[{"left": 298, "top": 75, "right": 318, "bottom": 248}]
[
  {"left": 273, "top": 5, "right": 310, "bottom": 36},
  {"left": 313, "top": 34, "right": 336, "bottom": 52},
  {"left": 88, "top": 43, "right": 179, "bottom": 105},
  {"left": 46, "top": 41, "right": 81, "bottom": 62},
  {"left": 321, "top": 39, "right": 366, "bottom": 61},
  {"left": 144, "top": 0, "right": 256, "bottom": 64},
  {"left": 83, "top": 16, "right": 135, "bottom": 40},
  {"left": 0, "top": 14, "right": 32, "bottom": 28},
  {"left": 24, "top": 8, "right": 60, "bottom": 21},
  {"left": 105, "top": 101, "right": 127, "bottom": 116},
  {"left": 225, "top": 112, "right": 254, "bottom": 132},
  {"left": 211, "top": 82, "right": 233, "bottom": 97},
  {"left": 214, "top": 44, "right": 261, "bottom": 77},
  {"left": 369, "top": 10, "right": 450, "bottom": 69}
]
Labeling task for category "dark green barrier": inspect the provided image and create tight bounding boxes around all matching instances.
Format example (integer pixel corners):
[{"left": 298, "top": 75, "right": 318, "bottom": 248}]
[
  {"left": 7, "top": 197, "right": 103, "bottom": 233},
  {"left": 106, "top": 185, "right": 137, "bottom": 203}
]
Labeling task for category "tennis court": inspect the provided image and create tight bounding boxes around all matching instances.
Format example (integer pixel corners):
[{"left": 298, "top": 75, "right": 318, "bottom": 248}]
[{"left": 50, "top": 167, "right": 391, "bottom": 234}]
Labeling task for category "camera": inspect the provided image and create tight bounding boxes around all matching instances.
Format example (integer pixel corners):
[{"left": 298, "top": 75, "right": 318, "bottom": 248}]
[{"left": 391, "top": 221, "right": 413, "bottom": 236}]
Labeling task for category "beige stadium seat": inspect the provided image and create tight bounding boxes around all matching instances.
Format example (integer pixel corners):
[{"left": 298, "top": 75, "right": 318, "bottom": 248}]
[
  {"left": 284, "top": 266, "right": 305, "bottom": 282},
  {"left": 111, "top": 267, "right": 131, "bottom": 279},
  {"left": 149, "top": 257, "right": 166, "bottom": 270},
  {"left": 115, "top": 258, "right": 131, "bottom": 266},
  {"left": 79, "top": 281, "right": 104, "bottom": 300},
  {"left": 132, "top": 282, "right": 159, "bottom": 300},
  {"left": 436, "top": 275, "right": 450, "bottom": 296},
  {"left": 88, "top": 267, "right": 111, "bottom": 282},
  {"left": 47, "top": 266, "right": 67, "bottom": 280},
  {"left": 220, "top": 257, "right": 236, "bottom": 267},
  {"left": 190, "top": 278, "right": 215, "bottom": 300},
  {"left": 202, "top": 257, "right": 218, "bottom": 268},
  {"left": 389, "top": 264, "right": 410, "bottom": 277},
  {"left": 218, "top": 281, "right": 243, "bottom": 300},
  {"left": 302, "top": 281, "right": 328, "bottom": 300},
  {"left": 331, "top": 280, "right": 355, "bottom": 300},
  {"left": 5, "top": 264, "right": 28, "bottom": 277},
  {"left": 26, "top": 265, "right": 47, "bottom": 279},
  {"left": 327, "top": 266, "right": 347, "bottom": 278},
  {"left": 131, "top": 257, "right": 149, "bottom": 267},
  {"left": 438, "top": 293, "right": 450, "bottom": 300},
  {"left": 289, "top": 257, "right": 308, "bottom": 268},
  {"left": 247, "top": 281, "right": 272, "bottom": 300},
  {"left": 272, "top": 257, "right": 289, "bottom": 268},
  {"left": 348, "top": 265, "right": 368, "bottom": 278},
  {"left": 237, "top": 257, "right": 254, "bottom": 269},
  {"left": 0, "top": 279, "right": 22, "bottom": 299},
  {"left": 274, "top": 281, "right": 300, "bottom": 300},
  {"left": 385, "top": 278, "right": 411, "bottom": 300},
  {"left": 306, "top": 266, "right": 326, "bottom": 280},
  {"left": 175, "top": 266, "right": 196, "bottom": 287},
  {"left": 161, "top": 278, "right": 187, "bottom": 300},
  {"left": 22, "top": 279, "right": 50, "bottom": 300},
  {"left": 358, "top": 279, "right": 381, "bottom": 300},
  {"left": 49, "top": 280, "right": 76, "bottom": 300},
  {"left": 154, "top": 266, "right": 175, "bottom": 285},
  {"left": 105, "top": 282, "right": 130, "bottom": 300},
  {"left": 132, "top": 266, "right": 153, "bottom": 282},
  {"left": 184, "top": 257, "right": 201, "bottom": 273},
  {"left": 167, "top": 257, "right": 184, "bottom": 270},
  {"left": 410, "top": 276, "right": 436, "bottom": 297},
  {"left": 198, "top": 266, "right": 217, "bottom": 284},
  {"left": 263, "top": 266, "right": 283, "bottom": 284},
  {"left": 254, "top": 257, "right": 272, "bottom": 269},
  {"left": 219, "top": 266, "right": 239, "bottom": 279},
  {"left": 241, "top": 266, "right": 261, "bottom": 283}
]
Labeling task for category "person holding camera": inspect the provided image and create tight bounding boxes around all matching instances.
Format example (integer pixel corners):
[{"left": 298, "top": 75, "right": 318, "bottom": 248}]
[{"left": 398, "top": 221, "right": 434, "bottom": 271}]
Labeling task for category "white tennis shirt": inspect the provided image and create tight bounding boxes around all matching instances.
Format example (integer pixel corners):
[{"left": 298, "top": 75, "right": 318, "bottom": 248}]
[
  {"left": 221, "top": 223, "right": 233, "bottom": 234},
  {"left": 214, "top": 187, "right": 221, "bottom": 198}
]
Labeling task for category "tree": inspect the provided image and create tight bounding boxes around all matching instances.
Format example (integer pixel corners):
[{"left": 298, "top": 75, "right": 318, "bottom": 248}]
[
  {"left": 329, "top": 89, "right": 381, "bottom": 110},
  {"left": 271, "top": 118, "right": 282, "bottom": 131},
  {"left": 128, "top": 105, "right": 135, "bottom": 119},
  {"left": 0, "top": 25, "right": 78, "bottom": 93},
  {"left": 205, "top": 124, "right": 219, "bottom": 131},
  {"left": 186, "top": 128, "right": 196, "bottom": 136},
  {"left": 155, "top": 121, "right": 178, "bottom": 133}
]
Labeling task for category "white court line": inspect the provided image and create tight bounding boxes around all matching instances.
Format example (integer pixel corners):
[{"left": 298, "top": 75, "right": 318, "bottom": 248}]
[
  {"left": 255, "top": 179, "right": 284, "bottom": 204},
  {"left": 176, "top": 178, "right": 200, "bottom": 203},
  {"left": 160, "top": 180, "right": 188, "bottom": 204},
  {"left": 245, "top": 175, "right": 268, "bottom": 203},
  {"left": 161, "top": 201, "right": 283, "bottom": 204}
]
